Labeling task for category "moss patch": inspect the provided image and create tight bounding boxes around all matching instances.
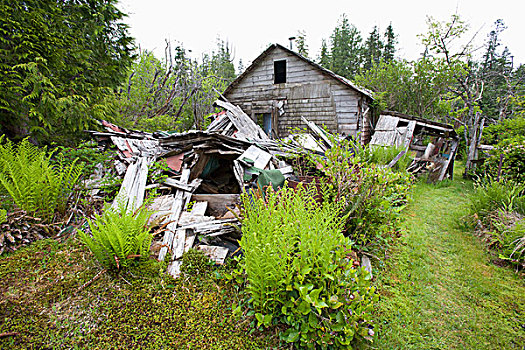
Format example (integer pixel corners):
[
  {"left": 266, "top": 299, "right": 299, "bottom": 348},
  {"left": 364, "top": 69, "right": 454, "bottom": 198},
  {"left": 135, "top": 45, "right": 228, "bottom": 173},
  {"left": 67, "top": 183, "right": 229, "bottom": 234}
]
[{"left": 0, "top": 238, "right": 278, "bottom": 349}]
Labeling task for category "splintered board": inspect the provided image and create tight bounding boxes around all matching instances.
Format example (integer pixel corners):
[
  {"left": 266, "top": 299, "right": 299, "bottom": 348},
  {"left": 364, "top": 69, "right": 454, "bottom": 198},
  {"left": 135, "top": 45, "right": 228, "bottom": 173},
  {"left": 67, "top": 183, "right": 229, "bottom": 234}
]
[{"left": 196, "top": 245, "right": 229, "bottom": 265}]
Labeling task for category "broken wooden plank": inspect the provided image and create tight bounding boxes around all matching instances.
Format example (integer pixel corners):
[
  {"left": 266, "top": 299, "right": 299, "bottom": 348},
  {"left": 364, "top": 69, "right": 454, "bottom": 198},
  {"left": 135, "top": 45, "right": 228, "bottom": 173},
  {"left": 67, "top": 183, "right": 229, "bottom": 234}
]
[
  {"left": 403, "top": 121, "right": 417, "bottom": 148},
  {"left": 111, "top": 157, "right": 151, "bottom": 212},
  {"left": 437, "top": 139, "right": 459, "bottom": 181},
  {"left": 238, "top": 145, "right": 272, "bottom": 170},
  {"left": 387, "top": 150, "right": 407, "bottom": 169},
  {"left": 196, "top": 245, "right": 229, "bottom": 265},
  {"left": 158, "top": 168, "right": 190, "bottom": 262},
  {"left": 190, "top": 194, "right": 241, "bottom": 216},
  {"left": 301, "top": 116, "right": 333, "bottom": 148},
  {"left": 175, "top": 218, "right": 238, "bottom": 232},
  {"left": 164, "top": 177, "right": 196, "bottom": 192},
  {"left": 189, "top": 201, "right": 208, "bottom": 216}
]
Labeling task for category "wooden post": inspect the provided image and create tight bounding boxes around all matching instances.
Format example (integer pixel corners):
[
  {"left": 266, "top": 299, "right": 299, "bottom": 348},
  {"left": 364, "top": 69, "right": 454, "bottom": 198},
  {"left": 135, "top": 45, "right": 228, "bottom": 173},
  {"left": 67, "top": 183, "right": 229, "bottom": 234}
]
[{"left": 464, "top": 113, "right": 482, "bottom": 176}]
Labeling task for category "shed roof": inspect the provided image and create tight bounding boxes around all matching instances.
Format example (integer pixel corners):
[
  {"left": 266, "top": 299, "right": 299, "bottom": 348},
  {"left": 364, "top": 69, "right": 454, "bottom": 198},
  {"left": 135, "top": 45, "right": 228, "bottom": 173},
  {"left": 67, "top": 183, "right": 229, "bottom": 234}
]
[
  {"left": 223, "top": 43, "right": 374, "bottom": 100},
  {"left": 381, "top": 110, "right": 457, "bottom": 136}
]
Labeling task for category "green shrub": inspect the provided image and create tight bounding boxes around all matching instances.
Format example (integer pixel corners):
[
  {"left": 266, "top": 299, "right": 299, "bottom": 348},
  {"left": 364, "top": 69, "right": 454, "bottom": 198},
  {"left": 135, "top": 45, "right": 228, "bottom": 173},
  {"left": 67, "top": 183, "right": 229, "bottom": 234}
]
[
  {"left": 0, "top": 209, "right": 6, "bottom": 224},
  {"left": 78, "top": 206, "right": 153, "bottom": 270},
  {"left": 482, "top": 116, "right": 525, "bottom": 145},
  {"left": 310, "top": 138, "right": 413, "bottom": 252},
  {"left": 53, "top": 140, "right": 114, "bottom": 179},
  {"left": 476, "top": 136, "right": 525, "bottom": 183},
  {"left": 0, "top": 136, "right": 83, "bottom": 222},
  {"left": 239, "top": 185, "right": 377, "bottom": 348},
  {"left": 470, "top": 177, "right": 525, "bottom": 218}
]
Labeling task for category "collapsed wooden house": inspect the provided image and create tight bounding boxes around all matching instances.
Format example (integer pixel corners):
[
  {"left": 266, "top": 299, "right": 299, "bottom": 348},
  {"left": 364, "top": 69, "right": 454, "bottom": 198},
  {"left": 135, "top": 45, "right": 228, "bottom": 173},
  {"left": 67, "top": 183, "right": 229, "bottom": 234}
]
[
  {"left": 370, "top": 111, "right": 459, "bottom": 182},
  {"left": 223, "top": 43, "right": 374, "bottom": 142},
  {"left": 86, "top": 101, "right": 336, "bottom": 277}
]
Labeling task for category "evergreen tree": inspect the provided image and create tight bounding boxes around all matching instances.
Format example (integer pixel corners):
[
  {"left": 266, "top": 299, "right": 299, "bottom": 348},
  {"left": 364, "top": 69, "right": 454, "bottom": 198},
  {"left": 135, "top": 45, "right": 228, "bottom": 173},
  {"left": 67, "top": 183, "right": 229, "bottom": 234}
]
[
  {"left": 329, "top": 14, "right": 362, "bottom": 78},
  {"left": 318, "top": 39, "right": 331, "bottom": 68},
  {"left": 383, "top": 23, "right": 397, "bottom": 61},
  {"left": 0, "top": 0, "right": 134, "bottom": 143},
  {"left": 296, "top": 30, "right": 309, "bottom": 57},
  {"left": 479, "top": 20, "right": 515, "bottom": 120},
  {"left": 362, "top": 26, "right": 384, "bottom": 71}
]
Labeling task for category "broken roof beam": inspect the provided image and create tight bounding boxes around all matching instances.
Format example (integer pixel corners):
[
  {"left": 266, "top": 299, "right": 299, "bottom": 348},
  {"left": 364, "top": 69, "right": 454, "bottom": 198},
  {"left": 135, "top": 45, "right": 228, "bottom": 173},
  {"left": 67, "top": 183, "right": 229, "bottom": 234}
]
[
  {"left": 214, "top": 100, "right": 270, "bottom": 140},
  {"left": 301, "top": 116, "right": 333, "bottom": 148}
]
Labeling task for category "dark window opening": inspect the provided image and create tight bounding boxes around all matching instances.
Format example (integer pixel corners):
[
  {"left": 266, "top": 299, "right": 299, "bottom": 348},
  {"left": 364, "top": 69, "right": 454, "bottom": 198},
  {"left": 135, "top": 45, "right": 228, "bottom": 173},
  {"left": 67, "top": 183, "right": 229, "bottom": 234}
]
[{"left": 274, "top": 60, "right": 286, "bottom": 84}]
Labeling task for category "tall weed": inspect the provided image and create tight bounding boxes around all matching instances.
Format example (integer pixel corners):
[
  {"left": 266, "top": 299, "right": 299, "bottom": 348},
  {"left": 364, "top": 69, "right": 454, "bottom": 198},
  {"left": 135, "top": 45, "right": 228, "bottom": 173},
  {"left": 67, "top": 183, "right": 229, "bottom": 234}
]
[
  {"left": 470, "top": 177, "right": 525, "bottom": 217},
  {"left": 364, "top": 144, "right": 412, "bottom": 172},
  {"left": 0, "top": 136, "right": 83, "bottom": 222}
]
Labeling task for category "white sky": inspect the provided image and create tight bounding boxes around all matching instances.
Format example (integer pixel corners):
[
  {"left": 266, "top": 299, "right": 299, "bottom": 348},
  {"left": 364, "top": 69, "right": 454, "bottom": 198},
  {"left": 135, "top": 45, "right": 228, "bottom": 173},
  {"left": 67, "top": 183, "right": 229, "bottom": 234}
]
[{"left": 117, "top": 0, "right": 525, "bottom": 68}]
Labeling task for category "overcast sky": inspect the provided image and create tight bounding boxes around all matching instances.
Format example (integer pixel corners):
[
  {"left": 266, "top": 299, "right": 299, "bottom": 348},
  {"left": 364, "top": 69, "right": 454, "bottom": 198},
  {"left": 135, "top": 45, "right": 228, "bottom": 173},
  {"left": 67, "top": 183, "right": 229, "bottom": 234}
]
[{"left": 117, "top": 0, "right": 524, "bottom": 68}]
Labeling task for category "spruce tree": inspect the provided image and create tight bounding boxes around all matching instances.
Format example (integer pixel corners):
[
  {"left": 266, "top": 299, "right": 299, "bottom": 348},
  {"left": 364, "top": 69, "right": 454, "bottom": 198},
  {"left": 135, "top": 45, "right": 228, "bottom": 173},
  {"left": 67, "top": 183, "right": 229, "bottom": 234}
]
[
  {"left": 329, "top": 14, "right": 362, "bottom": 78},
  {"left": 296, "top": 30, "right": 309, "bottom": 57},
  {"left": 318, "top": 39, "right": 331, "bottom": 68},
  {"left": 383, "top": 23, "right": 397, "bottom": 62},
  {"left": 362, "top": 26, "right": 384, "bottom": 71}
]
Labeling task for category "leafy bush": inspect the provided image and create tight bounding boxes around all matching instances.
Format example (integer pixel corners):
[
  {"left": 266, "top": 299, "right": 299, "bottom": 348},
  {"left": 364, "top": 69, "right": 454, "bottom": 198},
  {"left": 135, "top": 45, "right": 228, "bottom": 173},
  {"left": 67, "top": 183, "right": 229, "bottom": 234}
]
[
  {"left": 482, "top": 116, "right": 525, "bottom": 145},
  {"left": 53, "top": 141, "right": 114, "bottom": 178},
  {"left": 238, "top": 185, "right": 377, "bottom": 348},
  {"left": 310, "top": 138, "right": 413, "bottom": 252},
  {"left": 475, "top": 136, "right": 525, "bottom": 183},
  {"left": 0, "top": 209, "right": 6, "bottom": 224},
  {"left": 0, "top": 136, "right": 83, "bottom": 222},
  {"left": 78, "top": 206, "right": 153, "bottom": 270}
]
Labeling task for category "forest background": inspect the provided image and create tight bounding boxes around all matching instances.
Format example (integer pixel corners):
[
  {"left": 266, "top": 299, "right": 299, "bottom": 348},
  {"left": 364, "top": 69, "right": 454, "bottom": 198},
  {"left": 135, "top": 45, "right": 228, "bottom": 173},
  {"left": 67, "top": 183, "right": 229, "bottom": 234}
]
[{"left": 1, "top": 0, "right": 524, "bottom": 160}]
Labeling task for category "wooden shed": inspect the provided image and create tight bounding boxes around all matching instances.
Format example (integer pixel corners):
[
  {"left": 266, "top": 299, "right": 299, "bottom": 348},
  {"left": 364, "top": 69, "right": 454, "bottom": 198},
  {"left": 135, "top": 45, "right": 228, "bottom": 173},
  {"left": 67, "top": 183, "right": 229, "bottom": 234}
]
[
  {"left": 370, "top": 111, "right": 459, "bottom": 182},
  {"left": 222, "top": 44, "right": 374, "bottom": 142}
]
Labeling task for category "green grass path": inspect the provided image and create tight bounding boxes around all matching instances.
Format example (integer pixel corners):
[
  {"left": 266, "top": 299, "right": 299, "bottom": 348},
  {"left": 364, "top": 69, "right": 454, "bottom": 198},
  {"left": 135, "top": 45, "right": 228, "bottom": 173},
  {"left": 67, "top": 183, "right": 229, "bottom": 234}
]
[{"left": 374, "top": 178, "right": 525, "bottom": 349}]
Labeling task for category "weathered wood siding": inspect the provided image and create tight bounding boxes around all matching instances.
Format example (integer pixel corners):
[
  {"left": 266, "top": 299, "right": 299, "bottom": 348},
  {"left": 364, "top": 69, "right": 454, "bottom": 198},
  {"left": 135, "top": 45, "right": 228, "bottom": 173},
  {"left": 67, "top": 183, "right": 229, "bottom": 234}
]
[{"left": 224, "top": 46, "right": 368, "bottom": 138}]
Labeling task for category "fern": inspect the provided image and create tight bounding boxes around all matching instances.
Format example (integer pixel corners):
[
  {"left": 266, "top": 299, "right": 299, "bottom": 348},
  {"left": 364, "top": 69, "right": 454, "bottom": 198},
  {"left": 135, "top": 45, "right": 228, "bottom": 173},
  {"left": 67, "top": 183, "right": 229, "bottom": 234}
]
[
  {"left": 0, "top": 136, "right": 83, "bottom": 222},
  {"left": 78, "top": 205, "right": 153, "bottom": 270}
]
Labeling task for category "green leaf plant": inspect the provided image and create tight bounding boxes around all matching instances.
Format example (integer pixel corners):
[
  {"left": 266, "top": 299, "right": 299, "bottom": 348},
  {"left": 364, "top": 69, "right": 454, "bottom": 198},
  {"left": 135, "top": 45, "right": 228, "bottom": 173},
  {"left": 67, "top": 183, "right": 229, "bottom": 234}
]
[
  {"left": 78, "top": 205, "right": 153, "bottom": 271},
  {"left": 0, "top": 136, "right": 83, "bottom": 222},
  {"left": 238, "top": 184, "right": 378, "bottom": 349}
]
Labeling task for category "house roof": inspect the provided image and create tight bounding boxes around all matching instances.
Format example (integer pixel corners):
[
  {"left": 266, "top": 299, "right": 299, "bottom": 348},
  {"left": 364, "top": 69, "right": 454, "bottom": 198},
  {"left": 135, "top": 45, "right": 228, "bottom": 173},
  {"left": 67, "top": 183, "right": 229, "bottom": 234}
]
[
  {"left": 382, "top": 110, "right": 458, "bottom": 136},
  {"left": 223, "top": 43, "right": 374, "bottom": 100}
]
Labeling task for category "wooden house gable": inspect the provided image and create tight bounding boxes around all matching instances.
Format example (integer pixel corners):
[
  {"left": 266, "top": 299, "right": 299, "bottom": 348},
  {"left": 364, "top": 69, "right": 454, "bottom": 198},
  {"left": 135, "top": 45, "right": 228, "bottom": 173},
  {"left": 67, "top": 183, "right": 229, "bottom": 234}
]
[{"left": 223, "top": 44, "right": 372, "bottom": 139}]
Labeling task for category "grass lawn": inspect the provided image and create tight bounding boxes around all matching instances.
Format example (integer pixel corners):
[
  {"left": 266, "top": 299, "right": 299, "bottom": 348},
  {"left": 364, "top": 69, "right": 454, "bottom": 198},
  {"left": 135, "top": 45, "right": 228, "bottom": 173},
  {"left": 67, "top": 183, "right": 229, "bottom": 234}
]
[{"left": 373, "top": 171, "right": 525, "bottom": 349}]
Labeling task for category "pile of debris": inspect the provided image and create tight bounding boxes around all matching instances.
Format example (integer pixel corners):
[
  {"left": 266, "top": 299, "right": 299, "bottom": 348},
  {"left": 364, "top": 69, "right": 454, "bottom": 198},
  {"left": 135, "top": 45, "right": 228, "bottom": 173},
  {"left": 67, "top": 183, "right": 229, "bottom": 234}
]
[
  {"left": 370, "top": 111, "right": 459, "bottom": 182},
  {"left": 87, "top": 100, "right": 332, "bottom": 277},
  {"left": 0, "top": 210, "right": 63, "bottom": 255}
]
